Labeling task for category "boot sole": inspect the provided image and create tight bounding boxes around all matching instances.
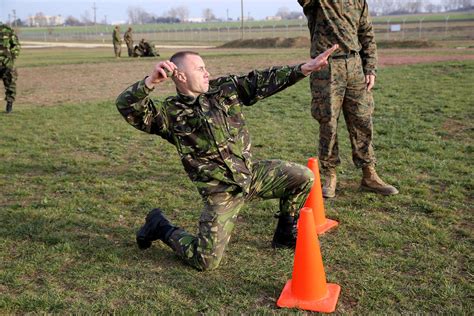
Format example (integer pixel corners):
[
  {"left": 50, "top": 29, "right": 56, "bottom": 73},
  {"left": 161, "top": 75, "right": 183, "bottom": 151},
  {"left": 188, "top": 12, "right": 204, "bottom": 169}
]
[{"left": 360, "top": 185, "right": 399, "bottom": 196}]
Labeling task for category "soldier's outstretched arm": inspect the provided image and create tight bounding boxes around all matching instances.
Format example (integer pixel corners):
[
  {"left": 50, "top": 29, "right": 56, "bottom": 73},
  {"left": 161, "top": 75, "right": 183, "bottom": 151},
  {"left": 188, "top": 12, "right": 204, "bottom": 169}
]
[{"left": 233, "top": 44, "right": 338, "bottom": 105}]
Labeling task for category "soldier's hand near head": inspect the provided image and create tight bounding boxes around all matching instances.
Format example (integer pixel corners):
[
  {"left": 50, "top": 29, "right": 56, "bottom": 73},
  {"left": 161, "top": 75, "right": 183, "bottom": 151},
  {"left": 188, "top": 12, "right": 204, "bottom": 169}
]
[
  {"left": 301, "top": 44, "right": 339, "bottom": 76},
  {"left": 145, "top": 61, "right": 177, "bottom": 89}
]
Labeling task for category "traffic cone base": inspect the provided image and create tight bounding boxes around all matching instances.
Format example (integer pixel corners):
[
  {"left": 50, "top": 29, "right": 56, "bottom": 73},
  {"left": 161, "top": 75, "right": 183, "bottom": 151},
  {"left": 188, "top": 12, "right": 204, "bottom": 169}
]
[
  {"left": 317, "top": 218, "right": 339, "bottom": 235},
  {"left": 277, "top": 281, "right": 341, "bottom": 313}
]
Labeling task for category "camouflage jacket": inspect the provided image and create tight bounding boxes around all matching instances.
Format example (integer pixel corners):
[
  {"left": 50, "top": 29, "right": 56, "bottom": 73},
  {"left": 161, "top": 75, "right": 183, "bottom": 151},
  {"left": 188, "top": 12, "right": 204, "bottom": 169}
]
[
  {"left": 112, "top": 29, "right": 121, "bottom": 43},
  {"left": 116, "top": 65, "right": 306, "bottom": 195},
  {"left": 298, "top": 0, "right": 377, "bottom": 75},
  {"left": 0, "top": 23, "right": 21, "bottom": 67},
  {"left": 124, "top": 30, "right": 133, "bottom": 44}
]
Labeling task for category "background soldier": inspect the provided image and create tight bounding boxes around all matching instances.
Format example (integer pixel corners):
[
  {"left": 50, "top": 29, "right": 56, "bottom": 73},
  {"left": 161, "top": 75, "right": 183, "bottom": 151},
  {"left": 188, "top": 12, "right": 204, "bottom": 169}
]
[
  {"left": 112, "top": 25, "right": 122, "bottom": 58},
  {"left": 298, "top": 0, "right": 399, "bottom": 198},
  {"left": 116, "top": 46, "right": 338, "bottom": 271},
  {"left": 0, "top": 22, "right": 20, "bottom": 113},
  {"left": 133, "top": 38, "right": 159, "bottom": 57},
  {"left": 124, "top": 27, "right": 133, "bottom": 57}
]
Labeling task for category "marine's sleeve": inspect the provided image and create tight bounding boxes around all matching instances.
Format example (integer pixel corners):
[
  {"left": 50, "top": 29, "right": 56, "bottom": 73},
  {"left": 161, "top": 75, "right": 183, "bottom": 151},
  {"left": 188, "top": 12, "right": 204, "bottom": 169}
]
[
  {"left": 10, "top": 30, "right": 20, "bottom": 58},
  {"left": 115, "top": 78, "right": 174, "bottom": 144},
  {"left": 358, "top": 0, "right": 377, "bottom": 75},
  {"left": 231, "top": 64, "right": 307, "bottom": 106}
]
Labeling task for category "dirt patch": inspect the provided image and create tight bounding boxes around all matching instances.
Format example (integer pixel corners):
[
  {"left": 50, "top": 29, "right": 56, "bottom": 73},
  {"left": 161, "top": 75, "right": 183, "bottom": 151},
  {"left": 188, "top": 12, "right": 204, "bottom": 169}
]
[
  {"left": 219, "top": 37, "right": 310, "bottom": 49},
  {"left": 377, "top": 40, "right": 437, "bottom": 49},
  {"left": 13, "top": 47, "right": 474, "bottom": 108}
]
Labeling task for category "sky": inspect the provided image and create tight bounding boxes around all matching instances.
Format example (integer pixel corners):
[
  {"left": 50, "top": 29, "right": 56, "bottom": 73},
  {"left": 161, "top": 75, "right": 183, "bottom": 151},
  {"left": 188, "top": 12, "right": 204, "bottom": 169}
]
[{"left": 0, "top": 0, "right": 304, "bottom": 24}]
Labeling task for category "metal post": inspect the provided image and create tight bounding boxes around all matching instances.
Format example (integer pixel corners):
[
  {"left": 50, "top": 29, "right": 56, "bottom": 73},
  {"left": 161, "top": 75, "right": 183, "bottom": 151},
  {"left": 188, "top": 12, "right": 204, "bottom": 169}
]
[
  {"left": 241, "top": 0, "right": 244, "bottom": 40},
  {"left": 419, "top": 18, "right": 424, "bottom": 39},
  {"left": 445, "top": 16, "right": 449, "bottom": 38}
]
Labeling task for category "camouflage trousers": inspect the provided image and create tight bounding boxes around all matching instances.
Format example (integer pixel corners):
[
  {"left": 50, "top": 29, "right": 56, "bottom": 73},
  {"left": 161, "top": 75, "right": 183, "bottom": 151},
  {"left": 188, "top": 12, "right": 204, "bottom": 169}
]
[
  {"left": 167, "top": 159, "right": 314, "bottom": 271},
  {"left": 113, "top": 43, "right": 121, "bottom": 57},
  {"left": 125, "top": 41, "right": 133, "bottom": 57},
  {"left": 310, "top": 54, "right": 376, "bottom": 170},
  {"left": 0, "top": 63, "right": 17, "bottom": 102}
]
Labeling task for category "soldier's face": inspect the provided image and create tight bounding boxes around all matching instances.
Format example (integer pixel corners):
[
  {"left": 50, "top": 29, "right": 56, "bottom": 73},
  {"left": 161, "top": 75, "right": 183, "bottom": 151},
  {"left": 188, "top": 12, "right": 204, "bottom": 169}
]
[{"left": 181, "top": 55, "right": 210, "bottom": 95}]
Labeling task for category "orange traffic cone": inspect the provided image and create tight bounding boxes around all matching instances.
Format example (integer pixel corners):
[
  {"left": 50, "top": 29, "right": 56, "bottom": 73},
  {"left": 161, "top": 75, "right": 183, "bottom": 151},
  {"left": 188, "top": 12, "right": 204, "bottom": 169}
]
[
  {"left": 304, "top": 157, "right": 338, "bottom": 234},
  {"left": 277, "top": 207, "right": 341, "bottom": 313}
]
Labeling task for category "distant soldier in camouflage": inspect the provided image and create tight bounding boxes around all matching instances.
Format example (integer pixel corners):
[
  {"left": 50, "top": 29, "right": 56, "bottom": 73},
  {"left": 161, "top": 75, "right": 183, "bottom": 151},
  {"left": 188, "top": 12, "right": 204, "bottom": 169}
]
[
  {"left": 112, "top": 25, "right": 122, "bottom": 58},
  {"left": 133, "top": 38, "right": 159, "bottom": 57},
  {"left": 123, "top": 27, "right": 134, "bottom": 57},
  {"left": 298, "top": 0, "right": 398, "bottom": 197},
  {"left": 0, "top": 22, "right": 20, "bottom": 113},
  {"left": 116, "top": 46, "right": 338, "bottom": 271}
]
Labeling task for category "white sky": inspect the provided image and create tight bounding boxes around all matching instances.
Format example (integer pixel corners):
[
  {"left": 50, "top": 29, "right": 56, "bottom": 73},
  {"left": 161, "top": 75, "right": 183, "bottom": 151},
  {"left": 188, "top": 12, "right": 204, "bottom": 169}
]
[{"left": 0, "top": 0, "right": 305, "bottom": 24}]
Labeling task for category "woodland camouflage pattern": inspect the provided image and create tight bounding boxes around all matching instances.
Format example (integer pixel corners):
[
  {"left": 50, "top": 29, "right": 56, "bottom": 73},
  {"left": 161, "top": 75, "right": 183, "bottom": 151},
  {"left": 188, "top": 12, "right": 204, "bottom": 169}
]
[
  {"left": 116, "top": 65, "right": 314, "bottom": 270},
  {"left": 0, "top": 23, "right": 20, "bottom": 102},
  {"left": 124, "top": 28, "right": 133, "bottom": 57},
  {"left": 298, "top": 0, "right": 377, "bottom": 170}
]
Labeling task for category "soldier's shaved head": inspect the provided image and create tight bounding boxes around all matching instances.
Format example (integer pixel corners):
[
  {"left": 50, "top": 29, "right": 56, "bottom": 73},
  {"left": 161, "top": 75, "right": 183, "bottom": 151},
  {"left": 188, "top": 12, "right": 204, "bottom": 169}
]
[{"left": 170, "top": 51, "right": 200, "bottom": 70}]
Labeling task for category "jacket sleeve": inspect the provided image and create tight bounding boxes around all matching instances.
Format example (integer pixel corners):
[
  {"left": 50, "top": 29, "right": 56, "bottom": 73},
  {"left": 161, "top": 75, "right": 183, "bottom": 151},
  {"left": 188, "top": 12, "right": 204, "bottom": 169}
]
[
  {"left": 115, "top": 78, "right": 174, "bottom": 144},
  {"left": 10, "top": 31, "right": 20, "bottom": 59},
  {"left": 232, "top": 64, "right": 307, "bottom": 106},
  {"left": 358, "top": 0, "right": 377, "bottom": 75}
]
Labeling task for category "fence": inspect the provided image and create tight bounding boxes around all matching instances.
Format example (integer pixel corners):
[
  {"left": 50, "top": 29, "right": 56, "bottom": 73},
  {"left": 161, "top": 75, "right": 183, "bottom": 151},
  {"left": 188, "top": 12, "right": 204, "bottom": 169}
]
[{"left": 16, "top": 18, "right": 474, "bottom": 45}]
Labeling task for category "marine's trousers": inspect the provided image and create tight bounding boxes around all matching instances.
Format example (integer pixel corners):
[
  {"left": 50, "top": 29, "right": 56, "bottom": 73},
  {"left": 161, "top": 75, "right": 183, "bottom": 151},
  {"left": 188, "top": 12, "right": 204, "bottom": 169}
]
[
  {"left": 310, "top": 54, "right": 376, "bottom": 170},
  {"left": 0, "top": 64, "right": 17, "bottom": 102},
  {"left": 166, "top": 159, "right": 314, "bottom": 271}
]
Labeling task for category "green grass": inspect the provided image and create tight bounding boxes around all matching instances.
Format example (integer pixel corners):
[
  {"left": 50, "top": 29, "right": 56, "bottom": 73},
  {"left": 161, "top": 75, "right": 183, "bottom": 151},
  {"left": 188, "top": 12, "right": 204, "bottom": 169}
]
[{"left": 1, "top": 59, "right": 473, "bottom": 313}]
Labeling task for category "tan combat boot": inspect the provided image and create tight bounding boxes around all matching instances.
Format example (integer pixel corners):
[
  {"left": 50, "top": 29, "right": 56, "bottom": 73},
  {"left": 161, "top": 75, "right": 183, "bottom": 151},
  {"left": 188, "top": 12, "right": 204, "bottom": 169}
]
[
  {"left": 360, "top": 165, "right": 399, "bottom": 195},
  {"left": 322, "top": 168, "right": 337, "bottom": 198}
]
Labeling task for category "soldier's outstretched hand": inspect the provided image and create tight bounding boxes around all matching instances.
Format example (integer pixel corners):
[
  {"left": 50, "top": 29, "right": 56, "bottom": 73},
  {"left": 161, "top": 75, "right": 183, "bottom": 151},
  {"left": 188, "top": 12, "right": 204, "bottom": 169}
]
[
  {"left": 301, "top": 44, "right": 339, "bottom": 75},
  {"left": 145, "top": 60, "right": 177, "bottom": 89}
]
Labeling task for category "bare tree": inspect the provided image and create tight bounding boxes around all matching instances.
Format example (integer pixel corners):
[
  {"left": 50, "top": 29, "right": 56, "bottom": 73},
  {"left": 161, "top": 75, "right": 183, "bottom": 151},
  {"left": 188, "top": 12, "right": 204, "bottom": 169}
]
[
  {"left": 168, "top": 6, "right": 189, "bottom": 22},
  {"left": 127, "top": 6, "right": 154, "bottom": 24},
  {"left": 202, "top": 8, "right": 216, "bottom": 21},
  {"left": 81, "top": 10, "right": 92, "bottom": 25}
]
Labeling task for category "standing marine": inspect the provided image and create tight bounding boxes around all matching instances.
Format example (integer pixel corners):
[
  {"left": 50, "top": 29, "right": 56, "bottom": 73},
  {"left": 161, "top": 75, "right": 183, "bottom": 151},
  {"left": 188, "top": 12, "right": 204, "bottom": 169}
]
[
  {"left": 112, "top": 25, "right": 122, "bottom": 58},
  {"left": 298, "top": 0, "right": 399, "bottom": 197},
  {"left": 124, "top": 27, "right": 133, "bottom": 57},
  {"left": 0, "top": 22, "right": 20, "bottom": 113}
]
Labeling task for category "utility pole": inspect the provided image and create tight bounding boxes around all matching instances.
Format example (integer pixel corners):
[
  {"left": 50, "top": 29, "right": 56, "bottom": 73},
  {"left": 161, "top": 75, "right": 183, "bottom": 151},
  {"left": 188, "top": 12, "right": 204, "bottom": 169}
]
[
  {"left": 241, "top": 0, "right": 244, "bottom": 40},
  {"left": 92, "top": 2, "right": 97, "bottom": 25},
  {"left": 226, "top": 9, "right": 229, "bottom": 21},
  {"left": 12, "top": 10, "right": 17, "bottom": 27}
]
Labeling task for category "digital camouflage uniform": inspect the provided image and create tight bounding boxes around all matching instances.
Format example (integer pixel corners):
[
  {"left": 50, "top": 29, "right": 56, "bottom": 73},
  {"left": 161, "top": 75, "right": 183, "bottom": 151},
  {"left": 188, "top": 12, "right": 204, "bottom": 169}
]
[
  {"left": 112, "top": 27, "right": 121, "bottom": 57},
  {"left": 116, "top": 65, "right": 314, "bottom": 270},
  {"left": 298, "top": 0, "right": 377, "bottom": 170},
  {"left": 124, "top": 28, "right": 133, "bottom": 57},
  {"left": 0, "top": 23, "right": 20, "bottom": 103}
]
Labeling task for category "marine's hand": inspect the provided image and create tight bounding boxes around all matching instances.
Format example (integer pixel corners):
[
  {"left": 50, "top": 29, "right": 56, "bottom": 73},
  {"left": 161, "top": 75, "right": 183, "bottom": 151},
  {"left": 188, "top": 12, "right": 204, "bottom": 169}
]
[
  {"left": 145, "top": 61, "right": 177, "bottom": 89},
  {"left": 301, "top": 44, "right": 339, "bottom": 76},
  {"left": 365, "top": 74, "right": 376, "bottom": 92}
]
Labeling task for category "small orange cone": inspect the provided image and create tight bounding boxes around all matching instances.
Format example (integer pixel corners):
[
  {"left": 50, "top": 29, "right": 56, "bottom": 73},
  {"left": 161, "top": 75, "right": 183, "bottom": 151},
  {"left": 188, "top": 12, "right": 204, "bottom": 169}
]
[
  {"left": 277, "top": 207, "right": 341, "bottom": 313},
  {"left": 304, "top": 157, "right": 338, "bottom": 234}
]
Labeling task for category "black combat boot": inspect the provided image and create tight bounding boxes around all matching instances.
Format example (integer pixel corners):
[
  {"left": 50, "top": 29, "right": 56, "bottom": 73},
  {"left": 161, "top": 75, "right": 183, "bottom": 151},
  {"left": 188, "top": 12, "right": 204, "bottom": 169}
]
[
  {"left": 272, "top": 214, "right": 298, "bottom": 249},
  {"left": 5, "top": 101, "right": 13, "bottom": 113},
  {"left": 136, "top": 208, "right": 177, "bottom": 250}
]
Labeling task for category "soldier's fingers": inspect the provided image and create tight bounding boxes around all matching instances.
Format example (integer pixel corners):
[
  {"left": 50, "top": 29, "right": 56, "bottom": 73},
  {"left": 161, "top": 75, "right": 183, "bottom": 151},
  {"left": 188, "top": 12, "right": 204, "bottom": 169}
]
[
  {"left": 321, "top": 44, "right": 339, "bottom": 58},
  {"left": 161, "top": 61, "right": 175, "bottom": 73},
  {"left": 156, "top": 67, "right": 168, "bottom": 79}
]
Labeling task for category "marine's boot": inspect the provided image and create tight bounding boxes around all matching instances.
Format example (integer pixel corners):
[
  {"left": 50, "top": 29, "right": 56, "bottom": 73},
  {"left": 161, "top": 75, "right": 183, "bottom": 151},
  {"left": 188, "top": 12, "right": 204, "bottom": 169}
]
[
  {"left": 322, "top": 168, "right": 337, "bottom": 198},
  {"left": 5, "top": 101, "right": 13, "bottom": 113},
  {"left": 136, "top": 208, "right": 178, "bottom": 250},
  {"left": 360, "top": 165, "right": 399, "bottom": 196},
  {"left": 272, "top": 214, "right": 297, "bottom": 249}
]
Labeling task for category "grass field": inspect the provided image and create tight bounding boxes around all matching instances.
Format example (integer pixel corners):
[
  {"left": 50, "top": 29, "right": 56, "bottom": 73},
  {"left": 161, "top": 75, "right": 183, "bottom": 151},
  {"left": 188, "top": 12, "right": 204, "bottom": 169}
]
[{"left": 0, "top": 48, "right": 473, "bottom": 313}]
